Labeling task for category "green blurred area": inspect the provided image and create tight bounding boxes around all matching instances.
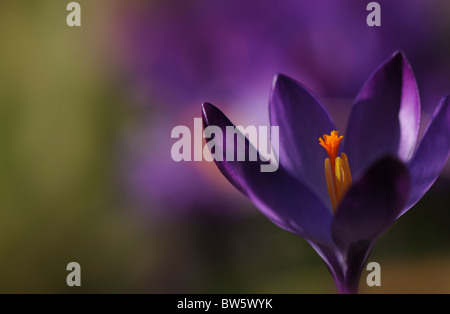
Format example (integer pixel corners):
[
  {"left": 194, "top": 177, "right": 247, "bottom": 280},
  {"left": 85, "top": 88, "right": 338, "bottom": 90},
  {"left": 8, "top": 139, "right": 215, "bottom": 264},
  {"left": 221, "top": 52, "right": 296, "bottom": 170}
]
[
  {"left": 0, "top": 1, "right": 449, "bottom": 293},
  {"left": 0, "top": 1, "right": 150, "bottom": 292}
]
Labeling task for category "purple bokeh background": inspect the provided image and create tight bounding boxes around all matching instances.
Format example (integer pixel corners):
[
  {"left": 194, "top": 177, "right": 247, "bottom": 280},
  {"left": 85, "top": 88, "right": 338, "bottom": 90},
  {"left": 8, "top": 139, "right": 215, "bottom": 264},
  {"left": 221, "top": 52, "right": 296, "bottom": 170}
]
[{"left": 108, "top": 0, "right": 450, "bottom": 216}]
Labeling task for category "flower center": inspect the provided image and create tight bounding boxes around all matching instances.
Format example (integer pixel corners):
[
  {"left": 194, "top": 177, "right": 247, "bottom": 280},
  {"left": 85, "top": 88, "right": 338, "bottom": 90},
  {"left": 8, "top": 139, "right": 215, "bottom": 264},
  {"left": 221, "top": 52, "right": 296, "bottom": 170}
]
[{"left": 319, "top": 131, "right": 352, "bottom": 213}]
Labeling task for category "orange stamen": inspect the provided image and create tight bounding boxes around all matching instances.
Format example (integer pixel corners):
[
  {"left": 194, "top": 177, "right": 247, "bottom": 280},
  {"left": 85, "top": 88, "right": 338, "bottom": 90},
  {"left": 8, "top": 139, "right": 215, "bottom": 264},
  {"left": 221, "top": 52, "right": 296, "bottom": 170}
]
[{"left": 319, "top": 131, "right": 352, "bottom": 213}]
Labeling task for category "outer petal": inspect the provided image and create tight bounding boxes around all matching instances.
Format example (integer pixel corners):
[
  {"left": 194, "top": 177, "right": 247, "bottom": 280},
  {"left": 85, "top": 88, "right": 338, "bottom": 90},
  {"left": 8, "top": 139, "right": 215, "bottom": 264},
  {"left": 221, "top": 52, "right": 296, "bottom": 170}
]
[
  {"left": 269, "top": 74, "right": 336, "bottom": 206},
  {"left": 344, "top": 51, "right": 420, "bottom": 177},
  {"left": 331, "top": 156, "right": 410, "bottom": 250},
  {"left": 401, "top": 95, "right": 450, "bottom": 216},
  {"left": 202, "top": 102, "right": 333, "bottom": 244},
  {"left": 327, "top": 157, "right": 410, "bottom": 293}
]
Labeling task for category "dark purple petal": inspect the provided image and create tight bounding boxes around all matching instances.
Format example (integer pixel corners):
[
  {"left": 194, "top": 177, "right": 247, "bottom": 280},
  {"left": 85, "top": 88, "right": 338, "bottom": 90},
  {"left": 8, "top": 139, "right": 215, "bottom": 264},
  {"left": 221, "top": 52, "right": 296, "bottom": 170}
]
[
  {"left": 344, "top": 51, "right": 421, "bottom": 177},
  {"left": 331, "top": 156, "right": 410, "bottom": 250},
  {"left": 202, "top": 102, "right": 333, "bottom": 244},
  {"left": 326, "top": 157, "right": 410, "bottom": 293},
  {"left": 269, "top": 74, "right": 336, "bottom": 206},
  {"left": 401, "top": 95, "right": 450, "bottom": 216}
]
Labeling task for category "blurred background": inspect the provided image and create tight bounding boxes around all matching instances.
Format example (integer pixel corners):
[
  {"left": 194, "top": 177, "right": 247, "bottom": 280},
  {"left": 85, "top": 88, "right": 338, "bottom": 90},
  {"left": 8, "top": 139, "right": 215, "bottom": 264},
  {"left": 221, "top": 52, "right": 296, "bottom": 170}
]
[{"left": 0, "top": 0, "right": 449, "bottom": 293}]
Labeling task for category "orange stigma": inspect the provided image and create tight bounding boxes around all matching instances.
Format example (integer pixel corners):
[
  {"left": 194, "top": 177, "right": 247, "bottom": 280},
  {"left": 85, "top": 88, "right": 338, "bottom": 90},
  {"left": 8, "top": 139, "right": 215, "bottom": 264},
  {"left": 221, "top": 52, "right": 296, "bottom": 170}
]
[
  {"left": 319, "top": 131, "right": 352, "bottom": 213},
  {"left": 319, "top": 131, "right": 343, "bottom": 170}
]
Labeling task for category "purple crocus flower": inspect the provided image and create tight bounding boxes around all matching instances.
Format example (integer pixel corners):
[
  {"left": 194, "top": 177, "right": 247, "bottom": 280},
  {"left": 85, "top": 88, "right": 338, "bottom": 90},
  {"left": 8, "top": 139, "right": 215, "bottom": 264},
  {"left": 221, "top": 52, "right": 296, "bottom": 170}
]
[{"left": 201, "top": 51, "right": 450, "bottom": 293}]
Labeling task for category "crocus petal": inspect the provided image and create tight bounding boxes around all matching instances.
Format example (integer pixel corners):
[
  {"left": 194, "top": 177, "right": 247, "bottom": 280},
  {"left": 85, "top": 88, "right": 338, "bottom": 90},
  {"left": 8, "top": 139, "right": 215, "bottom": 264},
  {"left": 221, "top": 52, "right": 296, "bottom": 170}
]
[
  {"left": 328, "top": 157, "right": 410, "bottom": 294},
  {"left": 401, "top": 95, "right": 450, "bottom": 216},
  {"left": 331, "top": 156, "right": 410, "bottom": 250},
  {"left": 202, "top": 102, "right": 333, "bottom": 244},
  {"left": 269, "top": 74, "right": 336, "bottom": 206},
  {"left": 344, "top": 51, "right": 420, "bottom": 177}
]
